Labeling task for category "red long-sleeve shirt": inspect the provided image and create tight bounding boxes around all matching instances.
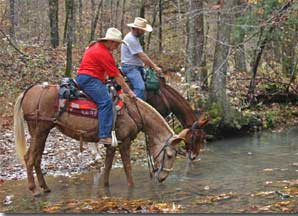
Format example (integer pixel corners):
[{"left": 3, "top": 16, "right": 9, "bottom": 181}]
[{"left": 77, "top": 42, "right": 120, "bottom": 82}]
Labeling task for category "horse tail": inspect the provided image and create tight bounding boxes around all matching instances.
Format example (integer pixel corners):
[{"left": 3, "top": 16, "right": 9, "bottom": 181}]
[{"left": 14, "top": 92, "right": 26, "bottom": 165}]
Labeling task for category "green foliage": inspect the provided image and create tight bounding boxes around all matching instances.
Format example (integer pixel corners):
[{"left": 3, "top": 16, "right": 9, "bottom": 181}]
[
  {"left": 224, "top": 107, "right": 256, "bottom": 129},
  {"left": 259, "top": 82, "right": 284, "bottom": 93},
  {"left": 264, "top": 110, "right": 279, "bottom": 128},
  {"left": 233, "top": 0, "right": 294, "bottom": 43},
  {"left": 196, "top": 96, "right": 207, "bottom": 110},
  {"left": 206, "top": 101, "right": 262, "bottom": 130},
  {"left": 207, "top": 103, "right": 224, "bottom": 125}
]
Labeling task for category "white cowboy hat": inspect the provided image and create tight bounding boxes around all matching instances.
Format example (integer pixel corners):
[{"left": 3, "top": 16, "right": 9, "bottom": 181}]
[
  {"left": 127, "top": 17, "right": 153, "bottom": 32},
  {"left": 97, "top": 27, "right": 127, "bottom": 45}
]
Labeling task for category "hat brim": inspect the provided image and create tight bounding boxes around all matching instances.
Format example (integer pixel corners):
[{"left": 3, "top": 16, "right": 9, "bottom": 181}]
[
  {"left": 97, "top": 38, "right": 128, "bottom": 46},
  {"left": 127, "top": 23, "right": 153, "bottom": 32}
]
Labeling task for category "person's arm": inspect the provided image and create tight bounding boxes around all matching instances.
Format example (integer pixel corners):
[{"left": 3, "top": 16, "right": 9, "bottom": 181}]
[
  {"left": 137, "top": 52, "right": 162, "bottom": 74},
  {"left": 114, "top": 74, "right": 136, "bottom": 99}
]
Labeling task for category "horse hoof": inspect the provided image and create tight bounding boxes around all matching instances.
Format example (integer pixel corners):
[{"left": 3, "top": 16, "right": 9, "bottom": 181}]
[
  {"left": 43, "top": 188, "right": 51, "bottom": 193},
  {"left": 33, "top": 191, "right": 41, "bottom": 197},
  {"left": 127, "top": 182, "right": 134, "bottom": 187}
]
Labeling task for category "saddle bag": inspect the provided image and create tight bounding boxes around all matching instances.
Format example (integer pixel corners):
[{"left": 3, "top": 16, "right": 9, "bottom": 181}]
[
  {"left": 145, "top": 68, "right": 160, "bottom": 91},
  {"left": 58, "top": 77, "right": 80, "bottom": 100}
]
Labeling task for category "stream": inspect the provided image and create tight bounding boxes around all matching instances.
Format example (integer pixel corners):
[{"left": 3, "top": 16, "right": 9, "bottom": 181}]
[{"left": 1, "top": 128, "right": 298, "bottom": 213}]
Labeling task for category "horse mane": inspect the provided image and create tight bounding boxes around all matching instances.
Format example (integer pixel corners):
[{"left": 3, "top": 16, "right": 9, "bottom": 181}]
[
  {"left": 161, "top": 83, "right": 197, "bottom": 127},
  {"left": 132, "top": 97, "right": 174, "bottom": 134}
]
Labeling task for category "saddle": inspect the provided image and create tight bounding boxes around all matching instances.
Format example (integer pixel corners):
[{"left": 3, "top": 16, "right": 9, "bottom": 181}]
[
  {"left": 57, "top": 77, "right": 124, "bottom": 118},
  {"left": 119, "top": 66, "right": 160, "bottom": 92}
]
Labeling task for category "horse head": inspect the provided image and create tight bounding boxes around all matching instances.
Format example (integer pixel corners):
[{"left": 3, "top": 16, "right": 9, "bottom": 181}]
[
  {"left": 152, "top": 134, "right": 184, "bottom": 182},
  {"left": 184, "top": 113, "right": 209, "bottom": 161}
]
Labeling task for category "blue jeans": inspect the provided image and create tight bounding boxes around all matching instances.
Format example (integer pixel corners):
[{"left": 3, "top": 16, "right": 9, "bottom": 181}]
[
  {"left": 76, "top": 74, "right": 113, "bottom": 138},
  {"left": 121, "top": 64, "right": 145, "bottom": 99}
]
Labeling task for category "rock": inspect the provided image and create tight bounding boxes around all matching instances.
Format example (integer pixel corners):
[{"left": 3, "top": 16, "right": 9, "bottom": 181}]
[{"left": 3, "top": 195, "right": 14, "bottom": 205}]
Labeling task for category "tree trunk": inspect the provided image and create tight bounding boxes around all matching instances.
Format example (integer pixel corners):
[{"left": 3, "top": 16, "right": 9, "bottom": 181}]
[
  {"left": 120, "top": 0, "right": 126, "bottom": 33},
  {"left": 78, "top": 0, "right": 82, "bottom": 26},
  {"left": 72, "top": 0, "right": 77, "bottom": 43},
  {"left": 48, "top": 0, "right": 59, "bottom": 48},
  {"left": 63, "top": 0, "right": 69, "bottom": 44},
  {"left": 282, "top": 24, "right": 295, "bottom": 75},
  {"left": 90, "top": 0, "right": 95, "bottom": 39},
  {"left": 186, "top": 0, "right": 205, "bottom": 84},
  {"left": 234, "top": 31, "right": 247, "bottom": 72},
  {"left": 90, "top": 0, "right": 103, "bottom": 42},
  {"left": 210, "top": 0, "right": 234, "bottom": 112},
  {"left": 77, "top": 0, "right": 83, "bottom": 43},
  {"left": 233, "top": 0, "right": 247, "bottom": 72},
  {"left": 139, "top": 0, "right": 145, "bottom": 49},
  {"left": 99, "top": 2, "right": 104, "bottom": 37},
  {"left": 65, "top": 0, "right": 74, "bottom": 77},
  {"left": 114, "top": 0, "right": 120, "bottom": 28},
  {"left": 247, "top": 1, "right": 293, "bottom": 105},
  {"left": 146, "top": 0, "right": 159, "bottom": 51},
  {"left": 247, "top": 27, "right": 273, "bottom": 104},
  {"left": 158, "top": 0, "right": 163, "bottom": 52},
  {"left": 9, "top": 0, "right": 16, "bottom": 41},
  {"left": 109, "top": 0, "right": 113, "bottom": 26}
]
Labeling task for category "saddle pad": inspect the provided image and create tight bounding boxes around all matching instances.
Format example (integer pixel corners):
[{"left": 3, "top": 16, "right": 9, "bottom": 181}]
[
  {"left": 59, "top": 98, "right": 98, "bottom": 118},
  {"left": 58, "top": 97, "right": 125, "bottom": 119}
]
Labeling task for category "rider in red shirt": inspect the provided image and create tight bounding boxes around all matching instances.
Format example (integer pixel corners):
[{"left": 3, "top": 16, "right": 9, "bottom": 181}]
[
  {"left": 76, "top": 28, "right": 135, "bottom": 146},
  {"left": 78, "top": 42, "right": 120, "bottom": 82}
]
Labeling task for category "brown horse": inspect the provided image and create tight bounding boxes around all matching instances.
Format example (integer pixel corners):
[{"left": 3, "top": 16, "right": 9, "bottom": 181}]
[
  {"left": 14, "top": 84, "right": 187, "bottom": 196},
  {"left": 146, "top": 77, "right": 209, "bottom": 160}
]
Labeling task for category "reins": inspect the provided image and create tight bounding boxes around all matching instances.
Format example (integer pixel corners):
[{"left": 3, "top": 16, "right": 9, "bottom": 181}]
[
  {"left": 132, "top": 99, "right": 174, "bottom": 178},
  {"left": 132, "top": 99, "right": 154, "bottom": 178}
]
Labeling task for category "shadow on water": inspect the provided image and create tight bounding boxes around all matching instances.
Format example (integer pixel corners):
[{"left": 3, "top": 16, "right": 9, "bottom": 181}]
[{"left": 1, "top": 128, "right": 298, "bottom": 213}]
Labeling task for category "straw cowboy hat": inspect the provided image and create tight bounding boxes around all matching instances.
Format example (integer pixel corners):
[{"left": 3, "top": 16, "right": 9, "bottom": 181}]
[
  {"left": 127, "top": 17, "right": 153, "bottom": 32},
  {"left": 97, "top": 27, "right": 127, "bottom": 45}
]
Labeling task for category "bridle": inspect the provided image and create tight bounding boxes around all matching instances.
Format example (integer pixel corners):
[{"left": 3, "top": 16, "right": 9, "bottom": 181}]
[
  {"left": 186, "top": 125, "right": 203, "bottom": 160},
  {"left": 148, "top": 134, "right": 177, "bottom": 176},
  {"left": 132, "top": 99, "right": 176, "bottom": 178},
  {"left": 189, "top": 129, "right": 199, "bottom": 152}
]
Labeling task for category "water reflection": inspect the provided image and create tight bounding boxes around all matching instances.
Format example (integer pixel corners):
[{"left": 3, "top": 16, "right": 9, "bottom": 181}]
[{"left": 1, "top": 128, "right": 298, "bottom": 213}]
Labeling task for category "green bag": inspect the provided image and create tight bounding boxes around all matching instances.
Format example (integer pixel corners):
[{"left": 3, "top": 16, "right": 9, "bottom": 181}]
[{"left": 145, "top": 68, "right": 160, "bottom": 91}]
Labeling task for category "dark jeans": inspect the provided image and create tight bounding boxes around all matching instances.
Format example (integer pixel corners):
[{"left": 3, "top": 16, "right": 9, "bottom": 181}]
[
  {"left": 121, "top": 64, "right": 145, "bottom": 99},
  {"left": 76, "top": 74, "right": 112, "bottom": 138}
]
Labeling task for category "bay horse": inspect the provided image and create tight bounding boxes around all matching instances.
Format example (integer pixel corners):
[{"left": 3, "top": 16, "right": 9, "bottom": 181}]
[
  {"left": 146, "top": 77, "right": 209, "bottom": 160},
  {"left": 14, "top": 84, "right": 187, "bottom": 196}
]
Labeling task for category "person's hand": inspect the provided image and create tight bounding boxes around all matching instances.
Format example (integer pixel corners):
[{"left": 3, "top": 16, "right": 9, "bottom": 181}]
[
  {"left": 128, "top": 90, "right": 137, "bottom": 99},
  {"left": 154, "top": 66, "right": 163, "bottom": 75}
]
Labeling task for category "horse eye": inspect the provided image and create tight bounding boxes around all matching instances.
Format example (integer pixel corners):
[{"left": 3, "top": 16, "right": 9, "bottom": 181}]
[{"left": 166, "top": 149, "right": 174, "bottom": 158}]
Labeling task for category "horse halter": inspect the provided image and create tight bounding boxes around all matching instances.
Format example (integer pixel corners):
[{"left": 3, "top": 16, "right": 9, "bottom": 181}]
[
  {"left": 188, "top": 129, "right": 199, "bottom": 152},
  {"left": 147, "top": 134, "right": 177, "bottom": 177},
  {"left": 186, "top": 124, "right": 204, "bottom": 158},
  {"left": 132, "top": 98, "right": 176, "bottom": 178}
]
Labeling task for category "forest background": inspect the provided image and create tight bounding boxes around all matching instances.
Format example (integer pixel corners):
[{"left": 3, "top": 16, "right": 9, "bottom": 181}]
[{"left": 1, "top": 0, "right": 298, "bottom": 137}]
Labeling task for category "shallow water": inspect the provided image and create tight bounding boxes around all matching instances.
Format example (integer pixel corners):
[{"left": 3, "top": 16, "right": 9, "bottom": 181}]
[{"left": 1, "top": 128, "right": 298, "bottom": 213}]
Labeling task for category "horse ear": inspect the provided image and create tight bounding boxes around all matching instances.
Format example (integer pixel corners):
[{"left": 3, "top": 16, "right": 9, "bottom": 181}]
[
  {"left": 198, "top": 118, "right": 209, "bottom": 128},
  {"left": 169, "top": 134, "right": 185, "bottom": 147},
  {"left": 198, "top": 113, "right": 209, "bottom": 128}
]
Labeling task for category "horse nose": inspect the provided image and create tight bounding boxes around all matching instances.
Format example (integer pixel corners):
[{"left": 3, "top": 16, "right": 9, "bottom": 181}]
[
  {"left": 188, "top": 152, "right": 198, "bottom": 161},
  {"left": 155, "top": 171, "right": 169, "bottom": 182}
]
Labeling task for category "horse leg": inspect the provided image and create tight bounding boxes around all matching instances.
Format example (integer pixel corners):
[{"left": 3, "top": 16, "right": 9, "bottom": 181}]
[
  {"left": 118, "top": 139, "right": 134, "bottom": 187},
  {"left": 25, "top": 124, "right": 51, "bottom": 196},
  {"left": 103, "top": 146, "right": 116, "bottom": 187},
  {"left": 34, "top": 133, "right": 51, "bottom": 193},
  {"left": 24, "top": 139, "right": 37, "bottom": 195}
]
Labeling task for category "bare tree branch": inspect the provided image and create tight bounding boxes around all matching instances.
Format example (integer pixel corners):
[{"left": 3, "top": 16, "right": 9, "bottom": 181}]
[{"left": 0, "top": 29, "right": 29, "bottom": 58}]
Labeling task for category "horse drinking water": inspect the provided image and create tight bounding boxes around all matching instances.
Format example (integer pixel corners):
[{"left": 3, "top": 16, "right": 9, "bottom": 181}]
[
  {"left": 14, "top": 83, "right": 187, "bottom": 196},
  {"left": 146, "top": 77, "right": 209, "bottom": 160}
]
